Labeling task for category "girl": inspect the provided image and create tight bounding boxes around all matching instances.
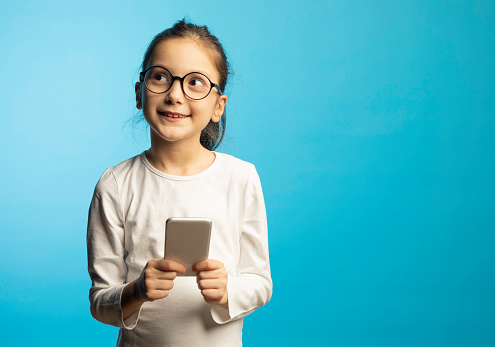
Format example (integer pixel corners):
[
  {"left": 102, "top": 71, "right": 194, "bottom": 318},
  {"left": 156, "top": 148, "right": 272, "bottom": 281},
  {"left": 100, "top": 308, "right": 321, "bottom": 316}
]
[{"left": 86, "top": 20, "right": 272, "bottom": 346}]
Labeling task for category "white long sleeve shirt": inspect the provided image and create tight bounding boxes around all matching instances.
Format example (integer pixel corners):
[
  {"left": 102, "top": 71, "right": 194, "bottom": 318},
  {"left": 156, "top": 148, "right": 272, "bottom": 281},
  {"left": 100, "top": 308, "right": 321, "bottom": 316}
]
[{"left": 87, "top": 152, "right": 272, "bottom": 346}]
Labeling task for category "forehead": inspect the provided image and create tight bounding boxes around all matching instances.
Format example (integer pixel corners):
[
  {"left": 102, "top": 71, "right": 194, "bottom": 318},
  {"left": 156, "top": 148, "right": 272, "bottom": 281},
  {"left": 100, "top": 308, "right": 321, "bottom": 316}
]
[{"left": 149, "top": 38, "right": 220, "bottom": 81}]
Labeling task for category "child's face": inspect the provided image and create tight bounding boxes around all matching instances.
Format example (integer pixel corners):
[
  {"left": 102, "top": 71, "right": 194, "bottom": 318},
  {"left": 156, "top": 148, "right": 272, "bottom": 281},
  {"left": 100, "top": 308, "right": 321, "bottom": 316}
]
[{"left": 136, "top": 38, "right": 227, "bottom": 147}]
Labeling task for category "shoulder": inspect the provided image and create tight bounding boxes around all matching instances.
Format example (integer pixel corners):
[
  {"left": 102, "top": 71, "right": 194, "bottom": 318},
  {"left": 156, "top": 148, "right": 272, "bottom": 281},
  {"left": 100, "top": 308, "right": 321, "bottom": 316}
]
[
  {"left": 108, "top": 153, "right": 143, "bottom": 179},
  {"left": 215, "top": 152, "right": 256, "bottom": 174},
  {"left": 214, "top": 152, "right": 262, "bottom": 188},
  {"left": 94, "top": 153, "right": 144, "bottom": 197}
]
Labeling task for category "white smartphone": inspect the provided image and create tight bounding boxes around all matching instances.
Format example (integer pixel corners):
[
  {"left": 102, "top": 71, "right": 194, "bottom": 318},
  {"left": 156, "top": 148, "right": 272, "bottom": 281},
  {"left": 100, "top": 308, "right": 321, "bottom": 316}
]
[{"left": 164, "top": 217, "right": 212, "bottom": 276}]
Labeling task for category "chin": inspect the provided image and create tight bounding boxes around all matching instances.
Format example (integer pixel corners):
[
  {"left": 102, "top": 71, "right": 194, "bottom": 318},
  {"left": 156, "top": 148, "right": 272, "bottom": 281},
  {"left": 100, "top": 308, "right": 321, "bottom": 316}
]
[{"left": 151, "top": 128, "right": 200, "bottom": 145}]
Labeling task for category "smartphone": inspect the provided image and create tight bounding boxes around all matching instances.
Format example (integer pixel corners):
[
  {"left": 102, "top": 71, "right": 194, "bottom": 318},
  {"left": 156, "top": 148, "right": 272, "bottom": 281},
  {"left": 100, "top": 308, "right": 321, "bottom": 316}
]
[{"left": 164, "top": 217, "right": 212, "bottom": 276}]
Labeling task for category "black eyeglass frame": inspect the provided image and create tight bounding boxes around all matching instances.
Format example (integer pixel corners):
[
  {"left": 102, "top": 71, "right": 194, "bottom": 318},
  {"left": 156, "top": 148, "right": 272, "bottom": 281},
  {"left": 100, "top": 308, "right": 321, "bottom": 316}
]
[{"left": 139, "top": 66, "right": 223, "bottom": 100}]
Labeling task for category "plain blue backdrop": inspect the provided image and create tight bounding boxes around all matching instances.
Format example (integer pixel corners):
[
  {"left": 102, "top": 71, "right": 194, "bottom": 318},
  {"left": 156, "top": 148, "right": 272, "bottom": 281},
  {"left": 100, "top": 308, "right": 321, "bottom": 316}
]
[{"left": 1, "top": 0, "right": 494, "bottom": 346}]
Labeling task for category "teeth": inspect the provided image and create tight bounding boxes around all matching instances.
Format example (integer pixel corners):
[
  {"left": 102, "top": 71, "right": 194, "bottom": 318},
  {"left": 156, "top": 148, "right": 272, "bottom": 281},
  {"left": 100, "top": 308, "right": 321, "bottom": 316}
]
[{"left": 165, "top": 113, "right": 187, "bottom": 118}]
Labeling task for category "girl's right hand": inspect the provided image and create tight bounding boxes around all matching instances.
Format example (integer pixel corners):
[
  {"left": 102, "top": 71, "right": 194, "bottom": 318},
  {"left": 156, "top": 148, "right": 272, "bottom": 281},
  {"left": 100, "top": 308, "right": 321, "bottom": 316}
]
[{"left": 135, "top": 259, "right": 186, "bottom": 302}]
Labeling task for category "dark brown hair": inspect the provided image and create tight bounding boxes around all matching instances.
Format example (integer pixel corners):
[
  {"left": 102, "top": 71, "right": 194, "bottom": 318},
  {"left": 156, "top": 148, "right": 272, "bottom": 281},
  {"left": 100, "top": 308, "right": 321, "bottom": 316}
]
[{"left": 140, "top": 19, "right": 230, "bottom": 150}]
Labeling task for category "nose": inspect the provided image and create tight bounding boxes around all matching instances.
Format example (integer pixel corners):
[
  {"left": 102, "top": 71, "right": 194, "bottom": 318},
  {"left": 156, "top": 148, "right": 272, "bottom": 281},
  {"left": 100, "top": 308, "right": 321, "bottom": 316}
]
[{"left": 165, "top": 78, "right": 184, "bottom": 104}]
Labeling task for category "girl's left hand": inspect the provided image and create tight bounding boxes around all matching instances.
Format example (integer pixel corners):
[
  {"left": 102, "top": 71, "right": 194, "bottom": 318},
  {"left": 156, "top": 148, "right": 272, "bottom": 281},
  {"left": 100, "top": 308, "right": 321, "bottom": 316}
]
[{"left": 193, "top": 259, "right": 228, "bottom": 307}]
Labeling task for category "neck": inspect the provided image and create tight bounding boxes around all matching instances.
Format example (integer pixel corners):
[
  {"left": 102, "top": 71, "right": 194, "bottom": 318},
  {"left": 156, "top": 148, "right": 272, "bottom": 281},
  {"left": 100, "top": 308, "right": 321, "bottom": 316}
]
[{"left": 146, "top": 131, "right": 215, "bottom": 176}]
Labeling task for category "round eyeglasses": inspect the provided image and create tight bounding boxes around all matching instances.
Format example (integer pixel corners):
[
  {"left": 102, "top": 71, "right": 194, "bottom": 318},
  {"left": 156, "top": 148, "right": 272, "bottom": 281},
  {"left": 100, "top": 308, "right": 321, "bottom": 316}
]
[{"left": 139, "top": 66, "right": 223, "bottom": 100}]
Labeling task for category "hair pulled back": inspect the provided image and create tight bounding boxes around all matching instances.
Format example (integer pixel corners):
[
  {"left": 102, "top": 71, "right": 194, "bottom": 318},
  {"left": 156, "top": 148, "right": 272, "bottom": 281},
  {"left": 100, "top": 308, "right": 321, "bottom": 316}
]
[{"left": 140, "top": 19, "right": 230, "bottom": 150}]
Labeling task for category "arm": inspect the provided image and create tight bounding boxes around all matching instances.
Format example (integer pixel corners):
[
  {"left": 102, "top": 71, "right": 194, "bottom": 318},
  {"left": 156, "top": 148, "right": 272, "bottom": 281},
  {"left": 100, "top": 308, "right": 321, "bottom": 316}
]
[
  {"left": 87, "top": 169, "right": 131, "bottom": 328},
  {"left": 121, "top": 279, "right": 146, "bottom": 320},
  {"left": 209, "top": 164, "right": 273, "bottom": 324},
  {"left": 87, "top": 170, "right": 186, "bottom": 326}
]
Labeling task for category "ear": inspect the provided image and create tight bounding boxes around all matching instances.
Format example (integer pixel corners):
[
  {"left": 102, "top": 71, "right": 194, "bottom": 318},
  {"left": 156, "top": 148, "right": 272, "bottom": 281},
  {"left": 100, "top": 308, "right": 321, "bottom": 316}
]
[
  {"left": 211, "top": 94, "right": 228, "bottom": 123},
  {"left": 135, "top": 82, "right": 142, "bottom": 109}
]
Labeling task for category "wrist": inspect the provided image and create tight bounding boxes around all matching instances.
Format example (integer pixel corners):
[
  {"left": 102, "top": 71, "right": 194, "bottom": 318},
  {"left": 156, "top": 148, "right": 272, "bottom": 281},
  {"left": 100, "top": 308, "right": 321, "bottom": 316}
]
[
  {"left": 219, "top": 289, "right": 228, "bottom": 308},
  {"left": 124, "top": 279, "right": 147, "bottom": 305},
  {"left": 133, "top": 279, "right": 148, "bottom": 304},
  {"left": 121, "top": 280, "right": 146, "bottom": 321}
]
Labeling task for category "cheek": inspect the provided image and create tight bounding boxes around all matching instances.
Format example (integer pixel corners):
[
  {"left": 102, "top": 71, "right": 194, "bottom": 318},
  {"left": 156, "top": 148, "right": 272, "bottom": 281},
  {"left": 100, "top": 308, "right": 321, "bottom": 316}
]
[
  {"left": 141, "top": 92, "right": 160, "bottom": 111},
  {"left": 190, "top": 100, "right": 215, "bottom": 116},
  {"left": 141, "top": 96, "right": 157, "bottom": 125},
  {"left": 142, "top": 90, "right": 151, "bottom": 104}
]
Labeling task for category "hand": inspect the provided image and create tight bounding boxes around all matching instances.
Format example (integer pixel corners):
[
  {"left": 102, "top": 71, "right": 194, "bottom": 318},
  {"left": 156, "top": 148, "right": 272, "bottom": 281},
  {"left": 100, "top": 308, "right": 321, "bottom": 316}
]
[
  {"left": 135, "top": 258, "right": 186, "bottom": 302},
  {"left": 193, "top": 259, "right": 228, "bottom": 307},
  {"left": 121, "top": 259, "right": 185, "bottom": 320}
]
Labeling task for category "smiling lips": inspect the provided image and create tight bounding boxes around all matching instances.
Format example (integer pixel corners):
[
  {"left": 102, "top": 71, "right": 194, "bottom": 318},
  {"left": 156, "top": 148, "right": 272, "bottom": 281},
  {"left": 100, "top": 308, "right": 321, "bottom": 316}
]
[{"left": 158, "top": 111, "right": 190, "bottom": 120}]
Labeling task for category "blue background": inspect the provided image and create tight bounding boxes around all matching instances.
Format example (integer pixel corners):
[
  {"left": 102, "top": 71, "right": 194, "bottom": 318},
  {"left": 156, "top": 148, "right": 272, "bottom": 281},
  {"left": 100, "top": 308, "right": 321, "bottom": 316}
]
[{"left": 1, "top": 0, "right": 494, "bottom": 346}]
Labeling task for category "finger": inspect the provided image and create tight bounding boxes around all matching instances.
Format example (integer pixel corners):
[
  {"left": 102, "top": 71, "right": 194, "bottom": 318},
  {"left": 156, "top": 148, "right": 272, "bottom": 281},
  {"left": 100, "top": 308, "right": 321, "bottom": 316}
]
[
  {"left": 145, "top": 279, "right": 174, "bottom": 292},
  {"left": 196, "top": 268, "right": 227, "bottom": 280},
  {"left": 154, "top": 280, "right": 175, "bottom": 291},
  {"left": 201, "top": 288, "right": 223, "bottom": 301},
  {"left": 146, "top": 289, "right": 170, "bottom": 301},
  {"left": 155, "top": 272, "right": 177, "bottom": 280},
  {"left": 198, "top": 278, "right": 226, "bottom": 290},
  {"left": 193, "top": 259, "right": 223, "bottom": 272},
  {"left": 144, "top": 267, "right": 178, "bottom": 282},
  {"left": 144, "top": 276, "right": 175, "bottom": 291},
  {"left": 146, "top": 266, "right": 178, "bottom": 278},
  {"left": 156, "top": 259, "right": 186, "bottom": 273}
]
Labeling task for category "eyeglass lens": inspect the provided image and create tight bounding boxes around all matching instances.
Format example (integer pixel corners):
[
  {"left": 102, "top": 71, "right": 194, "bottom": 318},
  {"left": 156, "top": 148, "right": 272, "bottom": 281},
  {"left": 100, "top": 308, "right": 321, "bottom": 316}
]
[{"left": 144, "top": 67, "right": 212, "bottom": 100}]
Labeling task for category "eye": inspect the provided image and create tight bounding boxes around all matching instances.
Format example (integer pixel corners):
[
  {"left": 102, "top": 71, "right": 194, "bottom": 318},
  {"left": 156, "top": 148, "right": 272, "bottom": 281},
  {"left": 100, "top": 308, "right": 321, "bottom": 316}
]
[
  {"left": 185, "top": 73, "right": 210, "bottom": 89},
  {"left": 188, "top": 77, "right": 206, "bottom": 87},
  {"left": 153, "top": 73, "right": 169, "bottom": 82}
]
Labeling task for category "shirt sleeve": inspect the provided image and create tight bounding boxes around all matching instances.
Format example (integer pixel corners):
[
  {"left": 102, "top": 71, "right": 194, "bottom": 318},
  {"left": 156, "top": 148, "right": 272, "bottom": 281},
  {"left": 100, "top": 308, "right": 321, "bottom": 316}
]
[
  {"left": 211, "top": 164, "right": 273, "bottom": 323},
  {"left": 87, "top": 168, "right": 141, "bottom": 329}
]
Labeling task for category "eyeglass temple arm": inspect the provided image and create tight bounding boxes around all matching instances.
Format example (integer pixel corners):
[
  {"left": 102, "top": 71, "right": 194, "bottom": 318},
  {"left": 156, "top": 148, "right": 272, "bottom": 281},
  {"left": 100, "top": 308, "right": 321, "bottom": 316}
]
[{"left": 213, "top": 84, "right": 223, "bottom": 95}]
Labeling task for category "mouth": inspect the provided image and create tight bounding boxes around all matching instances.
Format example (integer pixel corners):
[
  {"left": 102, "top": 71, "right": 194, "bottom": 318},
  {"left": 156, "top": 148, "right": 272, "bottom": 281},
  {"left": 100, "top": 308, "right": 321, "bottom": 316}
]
[{"left": 158, "top": 111, "right": 190, "bottom": 121}]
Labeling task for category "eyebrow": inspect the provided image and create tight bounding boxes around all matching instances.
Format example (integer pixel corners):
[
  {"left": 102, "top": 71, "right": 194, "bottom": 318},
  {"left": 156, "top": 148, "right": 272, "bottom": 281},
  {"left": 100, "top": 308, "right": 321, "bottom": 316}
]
[{"left": 148, "top": 64, "right": 214, "bottom": 79}]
